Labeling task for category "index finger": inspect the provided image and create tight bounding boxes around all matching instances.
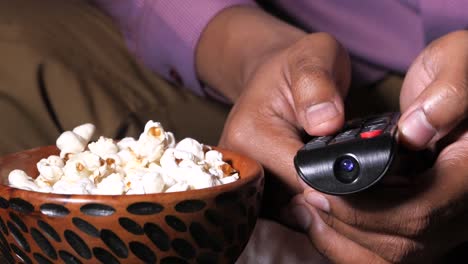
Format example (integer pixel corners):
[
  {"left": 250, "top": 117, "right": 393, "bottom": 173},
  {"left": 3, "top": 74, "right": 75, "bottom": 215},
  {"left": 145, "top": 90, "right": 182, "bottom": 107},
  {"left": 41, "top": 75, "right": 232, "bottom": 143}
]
[{"left": 219, "top": 84, "right": 307, "bottom": 192}]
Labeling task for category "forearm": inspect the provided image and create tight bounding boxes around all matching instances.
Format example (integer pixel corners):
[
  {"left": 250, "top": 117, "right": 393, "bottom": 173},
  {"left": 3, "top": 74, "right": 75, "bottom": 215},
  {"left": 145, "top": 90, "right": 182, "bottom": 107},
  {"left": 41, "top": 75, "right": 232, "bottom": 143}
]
[{"left": 196, "top": 6, "right": 306, "bottom": 102}]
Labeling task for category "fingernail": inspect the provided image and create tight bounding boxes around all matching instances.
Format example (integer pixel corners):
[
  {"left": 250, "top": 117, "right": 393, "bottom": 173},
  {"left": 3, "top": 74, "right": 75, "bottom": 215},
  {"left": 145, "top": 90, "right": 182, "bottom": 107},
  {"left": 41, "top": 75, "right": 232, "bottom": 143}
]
[
  {"left": 290, "top": 205, "right": 311, "bottom": 230},
  {"left": 306, "top": 102, "right": 339, "bottom": 128},
  {"left": 305, "top": 192, "right": 330, "bottom": 212},
  {"left": 401, "top": 109, "right": 436, "bottom": 147}
]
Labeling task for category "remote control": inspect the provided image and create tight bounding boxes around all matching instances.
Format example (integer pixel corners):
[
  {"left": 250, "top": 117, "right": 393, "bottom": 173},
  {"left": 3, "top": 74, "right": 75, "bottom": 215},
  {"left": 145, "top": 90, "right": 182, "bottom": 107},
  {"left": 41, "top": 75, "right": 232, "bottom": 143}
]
[{"left": 294, "top": 112, "right": 400, "bottom": 195}]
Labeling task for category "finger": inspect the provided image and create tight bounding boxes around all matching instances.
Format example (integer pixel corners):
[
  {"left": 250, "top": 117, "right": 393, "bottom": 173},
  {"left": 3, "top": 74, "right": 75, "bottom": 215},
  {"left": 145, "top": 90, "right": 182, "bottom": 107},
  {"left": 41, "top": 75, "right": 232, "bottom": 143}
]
[
  {"left": 290, "top": 203, "right": 390, "bottom": 264},
  {"left": 219, "top": 89, "right": 306, "bottom": 192},
  {"left": 315, "top": 210, "right": 422, "bottom": 263},
  {"left": 285, "top": 33, "right": 351, "bottom": 136},
  {"left": 399, "top": 31, "right": 468, "bottom": 149},
  {"left": 295, "top": 192, "right": 467, "bottom": 262},
  {"left": 304, "top": 186, "right": 432, "bottom": 238},
  {"left": 289, "top": 196, "right": 421, "bottom": 263}
]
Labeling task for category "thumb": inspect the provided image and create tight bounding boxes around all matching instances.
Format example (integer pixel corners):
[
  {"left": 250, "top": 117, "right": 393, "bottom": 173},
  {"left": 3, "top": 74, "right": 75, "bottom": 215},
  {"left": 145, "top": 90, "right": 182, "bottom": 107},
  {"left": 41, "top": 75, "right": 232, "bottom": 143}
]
[
  {"left": 399, "top": 31, "right": 468, "bottom": 149},
  {"left": 284, "top": 33, "right": 350, "bottom": 136}
]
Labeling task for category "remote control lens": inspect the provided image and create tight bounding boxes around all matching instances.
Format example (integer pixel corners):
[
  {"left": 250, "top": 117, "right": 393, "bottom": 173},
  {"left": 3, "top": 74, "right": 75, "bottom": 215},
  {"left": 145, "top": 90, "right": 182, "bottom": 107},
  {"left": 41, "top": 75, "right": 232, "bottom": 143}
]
[
  {"left": 334, "top": 155, "right": 359, "bottom": 183},
  {"left": 340, "top": 158, "right": 355, "bottom": 172}
]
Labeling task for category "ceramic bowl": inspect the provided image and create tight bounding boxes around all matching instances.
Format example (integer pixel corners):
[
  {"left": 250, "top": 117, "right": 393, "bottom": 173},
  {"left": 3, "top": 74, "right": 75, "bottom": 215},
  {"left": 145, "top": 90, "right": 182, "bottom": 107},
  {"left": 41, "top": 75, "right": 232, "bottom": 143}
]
[{"left": 0, "top": 145, "right": 264, "bottom": 264}]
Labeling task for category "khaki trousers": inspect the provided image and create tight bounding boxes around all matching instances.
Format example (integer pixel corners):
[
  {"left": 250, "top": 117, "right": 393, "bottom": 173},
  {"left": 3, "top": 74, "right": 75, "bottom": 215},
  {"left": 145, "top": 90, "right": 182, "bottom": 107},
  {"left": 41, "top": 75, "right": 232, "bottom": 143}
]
[{"left": 0, "top": 0, "right": 229, "bottom": 156}]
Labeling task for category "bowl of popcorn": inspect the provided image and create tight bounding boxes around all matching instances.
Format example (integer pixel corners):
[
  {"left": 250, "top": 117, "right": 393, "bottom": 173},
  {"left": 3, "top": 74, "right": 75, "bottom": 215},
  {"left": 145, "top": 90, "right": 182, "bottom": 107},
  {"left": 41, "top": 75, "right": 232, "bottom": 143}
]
[{"left": 0, "top": 121, "right": 264, "bottom": 264}]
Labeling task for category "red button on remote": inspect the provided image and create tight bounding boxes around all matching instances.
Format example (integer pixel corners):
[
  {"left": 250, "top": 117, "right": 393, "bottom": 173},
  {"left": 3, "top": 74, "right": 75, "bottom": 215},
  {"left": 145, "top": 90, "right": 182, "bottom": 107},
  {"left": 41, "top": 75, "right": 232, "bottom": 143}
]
[{"left": 360, "top": 129, "right": 383, "bottom": 139}]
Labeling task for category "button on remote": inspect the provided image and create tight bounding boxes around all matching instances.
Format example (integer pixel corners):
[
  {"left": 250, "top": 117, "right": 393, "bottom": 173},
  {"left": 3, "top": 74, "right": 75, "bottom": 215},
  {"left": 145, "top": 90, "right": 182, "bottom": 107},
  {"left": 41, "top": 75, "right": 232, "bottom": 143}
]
[
  {"left": 304, "top": 136, "right": 333, "bottom": 150},
  {"left": 360, "top": 129, "right": 383, "bottom": 138},
  {"left": 331, "top": 128, "right": 360, "bottom": 144}
]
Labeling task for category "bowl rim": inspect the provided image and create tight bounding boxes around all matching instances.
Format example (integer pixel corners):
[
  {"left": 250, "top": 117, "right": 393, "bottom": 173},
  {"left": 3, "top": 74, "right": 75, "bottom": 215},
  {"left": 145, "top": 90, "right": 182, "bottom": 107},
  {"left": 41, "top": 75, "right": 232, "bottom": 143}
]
[{"left": 0, "top": 145, "right": 264, "bottom": 200}]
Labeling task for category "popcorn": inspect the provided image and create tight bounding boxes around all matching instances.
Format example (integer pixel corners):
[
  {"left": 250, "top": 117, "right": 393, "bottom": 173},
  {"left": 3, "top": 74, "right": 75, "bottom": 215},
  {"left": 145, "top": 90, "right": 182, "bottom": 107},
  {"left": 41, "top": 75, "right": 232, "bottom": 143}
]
[
  {"left": 124, "top": 169, "right": 147, "bottom": 194},
  {"left": 88, "top": 136, "right": 119, "bottom": 158},
  {"left": 73, "top": 123, "right": 95, "bottom": 143},
  {"left": 175, "top": 138, "right": 205, "bottom": 162},
  {"left": 93, "top": 173, "right": 125, "bottom": 195},
  {"left": 36, "top": 155, "right": 64, "bottom": 183},
  {"left": 8, "top": 120, "right": 239, "bottom": 195},
  {"left": 52, "top": 178, "right": 95, "bottom": 195},
  {"left": 166, "top": 182, "right": 189, "bottom": 193},
  {"left": 185, "top": 168, "right": 222, "bottom": 190},
  {"left": 135, "top": 121, "right": 173, "bottom": 163},
  {"left": 34, "top": 175, "right": 54, "bottom": 192},
  {"left": 220, "top": 174, "right": 240, "bottom": 185},
  {"left": 116, "top": 137, "right": 137, "bottom": 151},
  {"left": 56, "top": 124, "right": 95, "bottom": 158},
  {"left": 62, "top": 151, "right": 101, "bottom": 182},
  {"left": 141, "top": 171, "right": 165, "bottom": 194},
  {"left": 205, "top": 150, "right": 223, "bottom": 165},
  {"left": 8, "top": 170, "right": 40, "bottom": 191}
]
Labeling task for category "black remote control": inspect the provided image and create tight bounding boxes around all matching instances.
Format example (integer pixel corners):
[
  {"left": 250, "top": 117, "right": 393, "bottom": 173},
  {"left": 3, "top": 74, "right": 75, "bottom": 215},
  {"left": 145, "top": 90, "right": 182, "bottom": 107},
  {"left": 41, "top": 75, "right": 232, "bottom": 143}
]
[{"left": 294, "top": 112, "right": 400, "bottom": 195}]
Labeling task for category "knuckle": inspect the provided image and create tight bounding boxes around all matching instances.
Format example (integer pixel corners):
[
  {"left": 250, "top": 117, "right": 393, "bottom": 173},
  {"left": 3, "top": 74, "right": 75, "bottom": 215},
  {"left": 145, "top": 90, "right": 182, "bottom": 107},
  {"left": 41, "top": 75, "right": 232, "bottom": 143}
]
[
  {"left": 440, "top": 81, "right": 468, "bottom": 103},
  {"left": 316, "top": 237, "right": 334, "bottom": 259},
  {"left": 296, "top": 32, "right": 340, "bottom": 49},
  {"left": 323, "top": 212, "right": 336, "bottom": 229},
  {"left": 287, "top": 49, "right": 324, "bottom": 75},
  {"left": 297, "top": 61, "right": 331, "bottom": 80},
  {"left": 222, "top": 125, "right": 248, "bottom": 150},
  {"left": 335, "top": 206, "right": 362, "bottom": 228},
  {"left": 425, "top": 81, "right": 468, "bottom": 124},
  {"left": 445, "top": 30, "right": 468, "bottom": 42},
  {"left": 366, "top": 256, "right": 390, "bottom": 264},
  {"left": 310, "top": 212, "right": 336, "bottom": 258},
  {"left": 299, "top": 32, "right": 339, "bottom": 48},
  {"left": 400, "top": 203, "right": 432, "bottom": 238},
  {"left": 294, "top": 65, "right": 332, "bottom": 93},
  {"left": 286, "top": 33, "right": 340, "bottom": 71},
  {"left": 288, "top": 55, "right": 332, "bottom": 85},
  {"left": 380, "top": 237, "right": 420, "bottom": 263},
  {"left": 223, "top": 117, "right": 265, "bottom": 154}
]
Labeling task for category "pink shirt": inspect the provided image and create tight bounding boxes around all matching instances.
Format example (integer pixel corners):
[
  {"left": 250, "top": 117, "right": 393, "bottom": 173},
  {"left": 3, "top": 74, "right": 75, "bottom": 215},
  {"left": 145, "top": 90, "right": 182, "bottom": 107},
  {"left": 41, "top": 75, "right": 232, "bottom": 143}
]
[{"left": 94, "top": 0, "right": 468, "bottom": 96}]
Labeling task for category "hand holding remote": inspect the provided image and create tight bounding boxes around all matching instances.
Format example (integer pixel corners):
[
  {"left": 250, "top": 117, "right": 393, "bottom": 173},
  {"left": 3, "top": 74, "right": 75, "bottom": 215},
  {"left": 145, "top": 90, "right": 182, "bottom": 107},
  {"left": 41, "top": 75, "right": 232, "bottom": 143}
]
[
  {"left": 294, "top": 112, "right": 400, "bottom": 195},
  {"left": 290, "top": 31, "right": 468, "bottom": 263}
]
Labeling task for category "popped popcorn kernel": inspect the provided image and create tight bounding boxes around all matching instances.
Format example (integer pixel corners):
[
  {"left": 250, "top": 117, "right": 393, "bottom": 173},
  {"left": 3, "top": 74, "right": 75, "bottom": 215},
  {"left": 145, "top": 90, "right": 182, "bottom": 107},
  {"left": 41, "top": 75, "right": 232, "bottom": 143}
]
[
  {"left": 37, "top": 155, "right": 64, "bottom": 183},
  {"left": 73, "top": 123, "right": 95, "bottom": 142},
  {"left": 220, "top": 163, "right": 236, "bottom": 176},
  {"left": 8, "top": 120, "right": 239, "bottom": 195},
  {"left": 56, "top": 131, "right": 87, "bottom": 158},
  {"left": 76, "top": 162, "right": 85, "bottom": 172},
  {"left": 88, "top": 136, "right": 118, "bottom": 158},
  {"left": 8, "top": 169, "right": 39, "bottom": 191},
  {"left": 149, "top": 127, "right": 162, "bottom": 137}
]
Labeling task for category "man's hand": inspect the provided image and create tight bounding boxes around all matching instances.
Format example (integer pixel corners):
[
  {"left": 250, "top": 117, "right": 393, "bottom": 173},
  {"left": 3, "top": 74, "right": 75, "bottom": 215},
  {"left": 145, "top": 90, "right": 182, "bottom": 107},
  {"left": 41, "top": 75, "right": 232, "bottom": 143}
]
[
  {"left": 218, "top": 33, "right": 351, "bottom": 192},
  {"left": 399, "top": 30, "right": 468, "bottom": 150},
  {"left": 196, "top": 6, "right": 351, "bottom": 192},
  {"left": 290, "top": 30, "right": 468, "bottom": 263}
]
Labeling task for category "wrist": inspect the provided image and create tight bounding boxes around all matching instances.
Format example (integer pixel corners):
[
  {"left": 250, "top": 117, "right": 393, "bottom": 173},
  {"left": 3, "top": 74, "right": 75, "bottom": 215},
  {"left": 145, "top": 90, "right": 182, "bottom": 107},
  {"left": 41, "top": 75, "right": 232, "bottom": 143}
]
[{"left": 196, "top": 6, "right": 305, "bottom": 102}]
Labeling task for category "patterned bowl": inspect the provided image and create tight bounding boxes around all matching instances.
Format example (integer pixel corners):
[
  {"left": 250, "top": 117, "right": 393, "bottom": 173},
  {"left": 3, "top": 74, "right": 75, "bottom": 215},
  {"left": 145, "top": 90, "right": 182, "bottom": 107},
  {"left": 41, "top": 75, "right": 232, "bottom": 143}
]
[{"left": 0, "top": 146, "right": 264, "bottom": 264}]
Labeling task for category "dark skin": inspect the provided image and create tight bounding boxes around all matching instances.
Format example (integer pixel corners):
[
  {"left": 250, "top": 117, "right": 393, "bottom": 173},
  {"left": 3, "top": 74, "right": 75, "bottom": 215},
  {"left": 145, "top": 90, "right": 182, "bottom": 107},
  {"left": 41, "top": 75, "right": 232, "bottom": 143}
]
[{"left": 196, "top": 6, "right": 468, "bottom": 263}]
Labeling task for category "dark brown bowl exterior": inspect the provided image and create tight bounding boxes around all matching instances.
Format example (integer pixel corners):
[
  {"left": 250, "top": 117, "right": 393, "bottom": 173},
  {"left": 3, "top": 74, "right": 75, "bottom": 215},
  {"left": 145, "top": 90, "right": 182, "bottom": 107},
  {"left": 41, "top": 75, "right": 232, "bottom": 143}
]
[{"left": 0, "top": 146, "right": 264, "bottom": 264}]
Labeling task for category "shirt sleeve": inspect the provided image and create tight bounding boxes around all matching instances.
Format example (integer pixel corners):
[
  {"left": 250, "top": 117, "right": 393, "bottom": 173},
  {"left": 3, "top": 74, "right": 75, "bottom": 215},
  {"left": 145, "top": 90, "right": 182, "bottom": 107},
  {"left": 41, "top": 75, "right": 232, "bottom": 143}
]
[{"left": 93, "top": 0, "right": 256, "bottom": 97}]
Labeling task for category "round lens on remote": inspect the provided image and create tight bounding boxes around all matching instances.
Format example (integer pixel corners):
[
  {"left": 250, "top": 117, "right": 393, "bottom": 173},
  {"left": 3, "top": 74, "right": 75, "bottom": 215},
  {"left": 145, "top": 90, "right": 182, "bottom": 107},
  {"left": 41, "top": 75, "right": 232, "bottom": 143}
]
[
  {"left": 340, "top": 158, "right": 355, "bottom": 172},
  {"left": 334, "top": 155, "right": 359, "bottom": 183}
]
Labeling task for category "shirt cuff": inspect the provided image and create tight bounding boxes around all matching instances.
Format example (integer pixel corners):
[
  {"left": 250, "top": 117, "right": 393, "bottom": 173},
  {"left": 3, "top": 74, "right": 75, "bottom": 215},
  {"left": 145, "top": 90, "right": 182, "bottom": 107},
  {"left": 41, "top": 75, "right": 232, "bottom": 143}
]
[{"left": 105, "top": 0, "right": 256, "bottom": 97}]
